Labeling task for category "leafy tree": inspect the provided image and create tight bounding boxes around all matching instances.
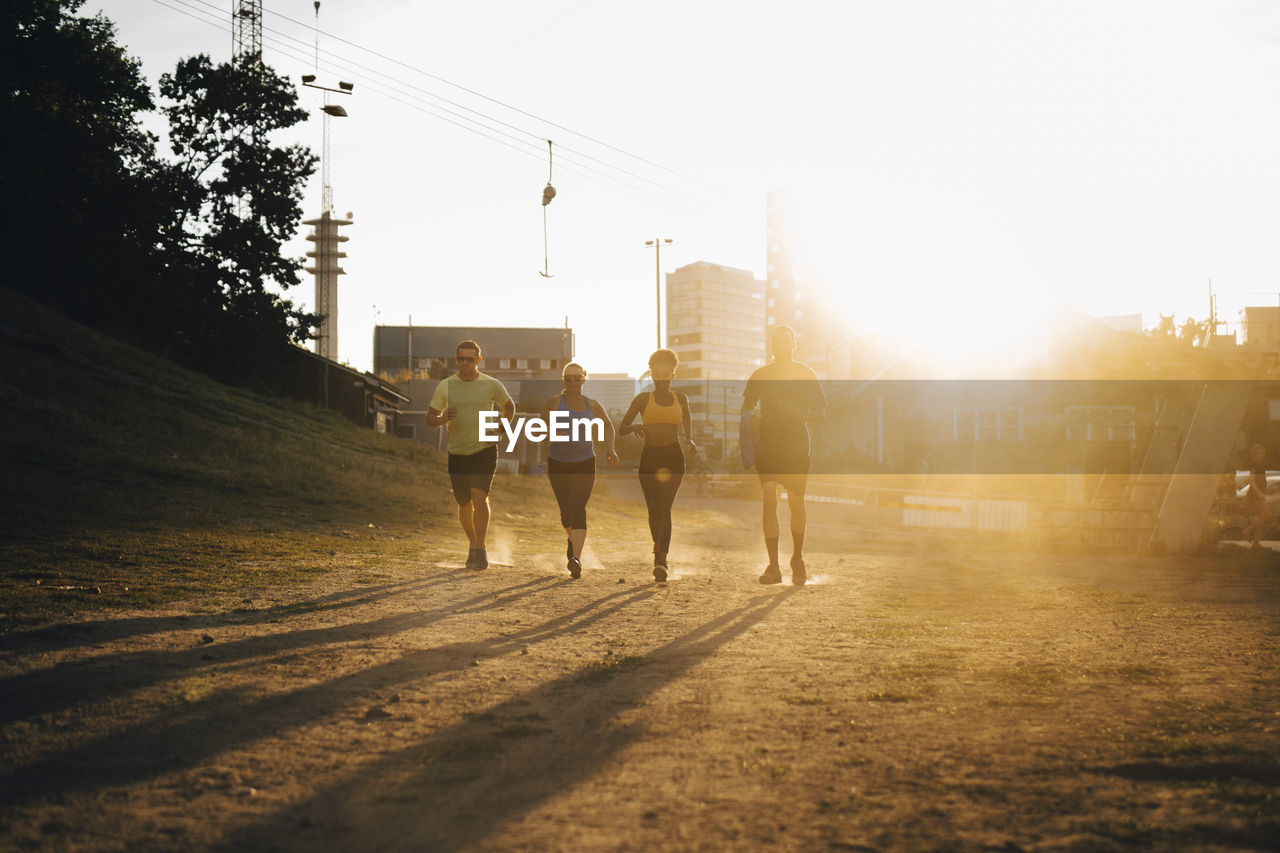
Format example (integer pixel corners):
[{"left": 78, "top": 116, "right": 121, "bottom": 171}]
[
  {"left": 1, "top": 0, "right": 158, "bottom": 329},
  {"left": 154, "top": 55, "right": 318, "bottom": 380},
  {"left": 3, "top": 1, "right": 318, "bottom": 385}
]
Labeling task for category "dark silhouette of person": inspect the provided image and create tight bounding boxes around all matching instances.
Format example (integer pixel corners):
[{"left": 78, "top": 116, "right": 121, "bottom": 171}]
[{"left": 741, "top": 325, "right": 826, "bottom": 586}]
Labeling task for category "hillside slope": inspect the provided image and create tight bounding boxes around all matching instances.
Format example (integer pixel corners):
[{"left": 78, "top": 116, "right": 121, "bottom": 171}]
[{"left": 0, "top": 288, "right": 534, "bottom": 625}]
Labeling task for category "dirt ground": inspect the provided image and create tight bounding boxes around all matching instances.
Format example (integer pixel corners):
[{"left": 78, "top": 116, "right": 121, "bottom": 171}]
[{"left": 2, "top": 481, "right": 1279, "bottom": 852}]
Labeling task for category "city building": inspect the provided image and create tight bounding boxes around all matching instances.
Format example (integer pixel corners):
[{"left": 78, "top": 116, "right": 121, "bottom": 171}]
[
  {"left": 1239, "top": 306, "right": 1280, "bottom": 350},
  {"left": 764, "top": 188, "right": 844, "bottom": 373},
  {"left": 666, "top": 261, "right": 765, "bottom": 460}
]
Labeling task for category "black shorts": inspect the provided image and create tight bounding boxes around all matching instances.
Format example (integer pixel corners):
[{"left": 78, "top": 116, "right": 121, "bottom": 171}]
[
  {"left": 639, "top": 443, "right": 685, "bottom": 477},
  {"left": 448, "top": 445, "right": 498, "bottom": 505},
  {"left": 756, "top": 446, "right": 809, "bottom": 484}
]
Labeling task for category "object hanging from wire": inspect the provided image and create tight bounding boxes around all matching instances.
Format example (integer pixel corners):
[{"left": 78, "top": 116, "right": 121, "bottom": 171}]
[{"left": 540, "top": 139, "right": 556, "bottom": 278}]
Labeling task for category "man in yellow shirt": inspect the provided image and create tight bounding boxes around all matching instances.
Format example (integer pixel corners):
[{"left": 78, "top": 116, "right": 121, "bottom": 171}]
[{"left": 427, "top": 340, "right": 515, "bottom": 569}]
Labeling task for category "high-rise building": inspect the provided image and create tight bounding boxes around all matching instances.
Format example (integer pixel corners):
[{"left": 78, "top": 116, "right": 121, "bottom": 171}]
[
  {"left": 765, "top": 188, "right": 843, "bottom": 373},
  {"left": 666, "top": 261, "right": 765, "bottom": 459}
]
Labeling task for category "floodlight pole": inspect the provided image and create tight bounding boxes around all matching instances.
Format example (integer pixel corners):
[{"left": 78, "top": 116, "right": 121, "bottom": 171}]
[
  {"left": 645, "top": 238, "right": 673, "bottom": 349},
  {"left": 301, "top": 78, "right": 352, "bottom": 214},
  {"left": 301, "top": 75, "right": 353, "bottom": 371}
]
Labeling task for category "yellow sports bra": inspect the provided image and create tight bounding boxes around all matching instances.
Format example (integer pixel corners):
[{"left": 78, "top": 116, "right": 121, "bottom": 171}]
[{"left": 642, "top": 391, "right": 683, "bottom": 426}]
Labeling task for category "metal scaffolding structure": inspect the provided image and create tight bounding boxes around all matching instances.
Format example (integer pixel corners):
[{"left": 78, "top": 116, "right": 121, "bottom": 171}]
[{"left": 231, "top": 0, "right": 262, "bottom": 65}]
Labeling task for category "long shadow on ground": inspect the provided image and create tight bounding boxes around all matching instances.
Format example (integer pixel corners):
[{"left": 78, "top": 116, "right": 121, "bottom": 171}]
[
  {"left": 1, "top": 575, "right": 452, "bottom": 655},
  {"left": 0, "top": 576, "right": 556, "bottom": 727},
  {"left": 0, "top": 579, "right": 652, "bottom": 805},
  {"left": 212, "top": 588, "right": 799, "bottom": 852}
]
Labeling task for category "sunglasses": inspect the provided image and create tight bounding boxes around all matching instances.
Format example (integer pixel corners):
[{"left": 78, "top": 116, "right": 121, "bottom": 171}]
[{"left": 456, "top": 356, "right": 477, "bottom": 363}]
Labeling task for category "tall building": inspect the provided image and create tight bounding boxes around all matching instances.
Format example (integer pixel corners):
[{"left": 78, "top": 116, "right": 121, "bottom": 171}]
[
  {"left": 666, "top": 261, "right": 765, "bottom": 459},
  {"left": 1240, "top": 307, "right": 1280, "bottom": 350},
  {"left": 765, "top": 188, "right": 843, "bottom": 373}
]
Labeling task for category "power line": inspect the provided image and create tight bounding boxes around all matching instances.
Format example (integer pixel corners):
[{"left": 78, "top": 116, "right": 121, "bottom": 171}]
[
  {"left": 166, "top": 0, "right": 701, "bottom": 199},
  {"left": 151, "top": 0, "right": 668, "bottom": 201},
  {"left": 261, "top": 2, "right": 710, "bottom": 189}
]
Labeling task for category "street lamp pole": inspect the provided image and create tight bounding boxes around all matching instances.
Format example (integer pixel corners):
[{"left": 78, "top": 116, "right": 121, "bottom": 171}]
[
  {"left": 300, "top": 75, "right": 353, "bottom": 377},
  {"left": 301, "top": 75, "right": 353, "bottom": 214},
  {"left": 645, "top": 238, "right": 673, "bottom": 349}
]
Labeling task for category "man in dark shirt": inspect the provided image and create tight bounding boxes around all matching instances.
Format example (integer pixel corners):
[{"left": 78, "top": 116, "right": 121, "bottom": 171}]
[{"left": 741, "top": 325, "right": 826, "bottom": 585}]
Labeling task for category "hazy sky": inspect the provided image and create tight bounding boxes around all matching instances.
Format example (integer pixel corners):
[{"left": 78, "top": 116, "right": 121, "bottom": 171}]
[{"left": 92, "top": 0, "right": 1280, "bottom": 372}]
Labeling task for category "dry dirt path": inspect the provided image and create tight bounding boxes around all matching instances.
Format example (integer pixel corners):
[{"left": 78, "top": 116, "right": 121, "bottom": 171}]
[{"left": 2, "top": 488, "right": 1279, "bottom": 851}]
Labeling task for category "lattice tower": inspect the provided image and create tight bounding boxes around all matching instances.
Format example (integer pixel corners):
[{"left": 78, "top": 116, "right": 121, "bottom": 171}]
[{"left": 231, "top": 0, "right": 262, "bottom": 66}]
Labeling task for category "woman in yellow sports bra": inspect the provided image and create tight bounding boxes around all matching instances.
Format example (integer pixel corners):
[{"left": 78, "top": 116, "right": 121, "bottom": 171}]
[{"left": 619, "top": 349, "right": 697, "bottom": 582}]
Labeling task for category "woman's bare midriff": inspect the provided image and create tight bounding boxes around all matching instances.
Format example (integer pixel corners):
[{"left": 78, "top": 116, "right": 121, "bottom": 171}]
[{"left": 643, "top": 423, "right": 680, "bottom": 446}]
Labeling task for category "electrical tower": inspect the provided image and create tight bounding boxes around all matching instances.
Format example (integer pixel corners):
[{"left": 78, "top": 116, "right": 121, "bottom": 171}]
[{"left": 231, "top": 0, "right": 263, "bottom": 66}]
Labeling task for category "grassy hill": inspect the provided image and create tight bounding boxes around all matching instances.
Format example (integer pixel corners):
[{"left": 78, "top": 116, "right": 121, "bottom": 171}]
[{"left": 0, "top": 288, "right": 556, "bottom": 628}]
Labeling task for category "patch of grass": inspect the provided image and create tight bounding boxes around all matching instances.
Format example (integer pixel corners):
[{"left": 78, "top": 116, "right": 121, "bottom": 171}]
[
  {"left": 575, "top": 653, "right": 644, "bottom": 683},
  {"left": 2, "top": 289, "right": 541, "bottom": 628},
  {"left": 992, "top": 662, "right": 1066, "bottom": 693},
  {"left": 172, "top": 676, "right": 215, "bottom": 705},
  {"left": 1102, "top": 664, "right": 1173, "bottom": 685},
  {"left": 889, "top": 656, "right": 961, "bottom": 681},
  {"left": 861, "top": 690, "right": 924, "bottom": 703}
]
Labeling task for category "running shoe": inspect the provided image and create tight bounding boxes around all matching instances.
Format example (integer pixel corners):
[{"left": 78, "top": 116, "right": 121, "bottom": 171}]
[
  {"left": 568, "top": 556, "right": 582, "bottom": 579},
  {"left": 464, "top": 548, "right": 480, "bottom": 570},
  {"left": 473, "top": 548, "right": 489, "bottom": 570},
  {"left": 653, "top": 562, "right": 668, "bottom": 583},
  {"left": 758, "top": 564, "right": 782, "bottom": 585},
  {"left": 791, "top": 562, "right": 807, "bottom": 587}
]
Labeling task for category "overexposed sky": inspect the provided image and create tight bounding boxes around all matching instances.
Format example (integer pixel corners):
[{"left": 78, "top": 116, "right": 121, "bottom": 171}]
[{"left": 92, "top": 0, "right": 1280, "bottom": 372}]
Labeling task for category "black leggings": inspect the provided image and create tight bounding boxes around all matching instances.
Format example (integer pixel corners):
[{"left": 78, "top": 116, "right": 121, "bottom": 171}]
[
  {"left": 548, "top": 456, "right": 596, "bottom": 529},
  {"left": 638, "top": 443, "right": 685, "bottom": 556}
]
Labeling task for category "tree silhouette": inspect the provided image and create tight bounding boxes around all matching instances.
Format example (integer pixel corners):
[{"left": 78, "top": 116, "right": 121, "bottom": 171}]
[
  {"left": 2, "top": 0, "right": 158, "bottom": 330},
  {"left": 153, "top": 55, "right": 317, "bottom": 380},
  {"left": 3, "top": 1, "right": 317, "bottom": 384}
]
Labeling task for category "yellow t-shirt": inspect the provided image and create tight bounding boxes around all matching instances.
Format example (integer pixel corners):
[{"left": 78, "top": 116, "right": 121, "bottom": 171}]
[{"left": 429, "top": 373, "right": 513, "bottom": 455}]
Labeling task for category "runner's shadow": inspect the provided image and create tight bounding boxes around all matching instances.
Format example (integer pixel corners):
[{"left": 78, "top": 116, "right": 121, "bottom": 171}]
[
  {"left": 0, "top": 583, "right": 659, "bottom": 807},
  {"left": 0, "top": 575, "right": 561, "bottom": 727},
  {"left": 0, "top": 574, "right": 457, "bottom": 655},
  {"left": 211, "top": 588, "right": 800, "bottom": 852}
]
